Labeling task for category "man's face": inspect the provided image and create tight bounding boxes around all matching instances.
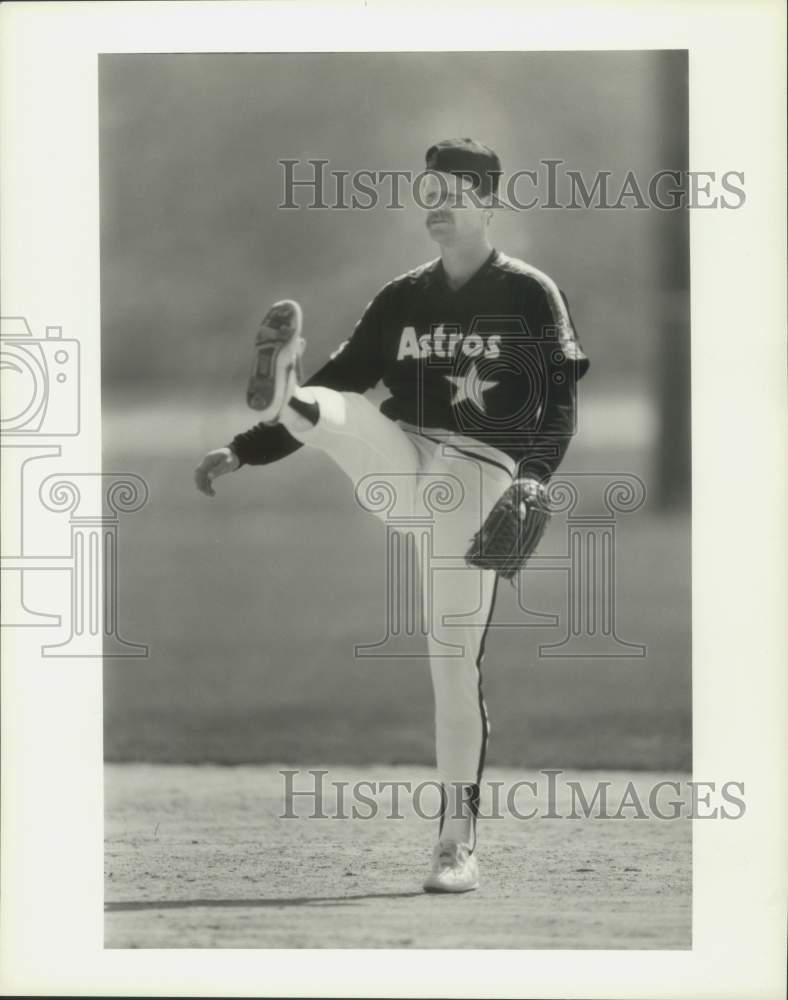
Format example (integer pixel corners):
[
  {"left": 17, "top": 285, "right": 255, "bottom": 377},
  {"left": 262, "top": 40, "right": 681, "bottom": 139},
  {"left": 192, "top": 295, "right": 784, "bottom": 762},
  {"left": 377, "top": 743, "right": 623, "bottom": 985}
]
[{"left": 420, "top": 170, "right": 492, "bottom": 246}]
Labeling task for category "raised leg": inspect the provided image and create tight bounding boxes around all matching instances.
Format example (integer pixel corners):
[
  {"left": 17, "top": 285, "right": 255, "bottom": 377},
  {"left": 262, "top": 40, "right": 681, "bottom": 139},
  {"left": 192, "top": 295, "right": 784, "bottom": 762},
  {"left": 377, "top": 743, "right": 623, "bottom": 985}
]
[{"left": 281, "top": 387, "right": 423, "bottom": 494}]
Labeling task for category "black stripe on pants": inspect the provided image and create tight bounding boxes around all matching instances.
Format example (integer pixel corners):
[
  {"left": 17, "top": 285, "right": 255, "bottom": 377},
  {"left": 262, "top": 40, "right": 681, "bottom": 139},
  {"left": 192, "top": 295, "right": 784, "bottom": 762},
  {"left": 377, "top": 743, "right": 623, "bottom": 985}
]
[{"left": 438, "top": 574, "right": 499, "bottom": 852}]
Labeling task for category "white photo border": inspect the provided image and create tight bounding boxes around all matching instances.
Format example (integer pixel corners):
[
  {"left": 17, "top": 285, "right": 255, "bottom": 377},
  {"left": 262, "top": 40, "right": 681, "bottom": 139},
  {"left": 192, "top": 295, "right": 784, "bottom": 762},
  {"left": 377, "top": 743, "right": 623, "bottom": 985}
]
[{"left": 1, "top": 1, "right": 785, "bottom": 997}]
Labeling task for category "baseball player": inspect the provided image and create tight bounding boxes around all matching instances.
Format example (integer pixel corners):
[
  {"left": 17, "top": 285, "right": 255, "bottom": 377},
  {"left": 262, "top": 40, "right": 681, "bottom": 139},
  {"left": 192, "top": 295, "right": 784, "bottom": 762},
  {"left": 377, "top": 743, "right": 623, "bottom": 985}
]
[{"left": 195, "top": 139, "right": 589, "bottom": 893}]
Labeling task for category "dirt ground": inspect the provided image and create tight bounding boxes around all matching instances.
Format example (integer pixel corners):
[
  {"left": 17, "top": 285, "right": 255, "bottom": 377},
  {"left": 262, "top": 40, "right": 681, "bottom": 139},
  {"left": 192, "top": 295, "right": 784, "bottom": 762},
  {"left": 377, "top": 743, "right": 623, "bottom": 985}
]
[{"left": 105, "top": 763, "right": 691, "bottom": 949}]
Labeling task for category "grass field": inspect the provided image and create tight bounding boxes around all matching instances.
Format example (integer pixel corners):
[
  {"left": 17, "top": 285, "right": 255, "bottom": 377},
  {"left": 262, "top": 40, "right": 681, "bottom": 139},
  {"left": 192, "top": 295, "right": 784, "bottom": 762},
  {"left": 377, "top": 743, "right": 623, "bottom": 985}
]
[{"left": 103, "top": 399, "right": 691, "bottom": 771}]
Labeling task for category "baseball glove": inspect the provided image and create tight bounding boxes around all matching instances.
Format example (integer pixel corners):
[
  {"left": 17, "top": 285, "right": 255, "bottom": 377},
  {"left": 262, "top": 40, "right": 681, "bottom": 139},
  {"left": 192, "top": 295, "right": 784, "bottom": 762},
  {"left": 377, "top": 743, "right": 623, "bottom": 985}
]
[{"left": 465, "top": 478, "right": 551, "bottom": 580}]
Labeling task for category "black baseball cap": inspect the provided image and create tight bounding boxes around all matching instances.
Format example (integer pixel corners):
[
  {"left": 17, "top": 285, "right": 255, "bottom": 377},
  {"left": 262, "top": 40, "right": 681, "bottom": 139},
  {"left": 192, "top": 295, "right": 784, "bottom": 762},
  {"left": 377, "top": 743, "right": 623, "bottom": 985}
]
[{"left": 425, "top": 138, "right": 502, "bottom": 200}]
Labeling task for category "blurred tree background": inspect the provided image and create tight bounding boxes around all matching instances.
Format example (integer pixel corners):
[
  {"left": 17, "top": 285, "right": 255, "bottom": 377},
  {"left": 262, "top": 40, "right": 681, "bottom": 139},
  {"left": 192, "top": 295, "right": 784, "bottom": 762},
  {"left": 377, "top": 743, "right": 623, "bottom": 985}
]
[{"left": 100, "top": 50, "right": 689, "bottom": 504}]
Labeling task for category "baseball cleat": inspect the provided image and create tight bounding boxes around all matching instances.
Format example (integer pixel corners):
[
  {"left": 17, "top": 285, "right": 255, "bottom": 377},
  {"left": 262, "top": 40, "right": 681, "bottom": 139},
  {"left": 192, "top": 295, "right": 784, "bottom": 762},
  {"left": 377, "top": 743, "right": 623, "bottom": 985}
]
[
  {"left": 422, "top": 840, "right": 479, "bottom": 894},
  {"left": 246, "top": 299, "right": 305, "bottom": 423}
]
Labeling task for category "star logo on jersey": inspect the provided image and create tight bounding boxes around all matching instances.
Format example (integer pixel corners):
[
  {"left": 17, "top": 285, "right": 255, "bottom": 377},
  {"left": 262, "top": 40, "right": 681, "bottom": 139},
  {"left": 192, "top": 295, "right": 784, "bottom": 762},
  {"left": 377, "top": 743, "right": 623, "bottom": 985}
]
[{"left": 445, "top": 362, "right": 499, "bottom": 412}]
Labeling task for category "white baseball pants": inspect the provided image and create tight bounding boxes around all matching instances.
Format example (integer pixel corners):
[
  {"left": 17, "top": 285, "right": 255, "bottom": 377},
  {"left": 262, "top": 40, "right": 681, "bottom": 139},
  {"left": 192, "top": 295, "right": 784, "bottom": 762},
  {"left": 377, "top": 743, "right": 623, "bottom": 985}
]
[{"left": 281, "top": 388, "right": 514, "bottom": 848}]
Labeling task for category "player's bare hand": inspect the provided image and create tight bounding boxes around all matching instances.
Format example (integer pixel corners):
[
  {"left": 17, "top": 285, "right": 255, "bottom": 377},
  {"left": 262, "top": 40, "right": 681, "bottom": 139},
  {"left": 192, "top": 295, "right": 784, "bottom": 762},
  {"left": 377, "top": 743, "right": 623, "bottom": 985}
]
[{"left": 194, "top": 447, "right": 240, "bottom": 497}]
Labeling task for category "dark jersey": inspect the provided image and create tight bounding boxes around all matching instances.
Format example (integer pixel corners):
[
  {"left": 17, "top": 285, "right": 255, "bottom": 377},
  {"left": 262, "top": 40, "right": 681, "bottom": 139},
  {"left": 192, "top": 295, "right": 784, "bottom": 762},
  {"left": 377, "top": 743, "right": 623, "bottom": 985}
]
[{"left": 230, "top": 249, "right": 589, "bottom": 481}]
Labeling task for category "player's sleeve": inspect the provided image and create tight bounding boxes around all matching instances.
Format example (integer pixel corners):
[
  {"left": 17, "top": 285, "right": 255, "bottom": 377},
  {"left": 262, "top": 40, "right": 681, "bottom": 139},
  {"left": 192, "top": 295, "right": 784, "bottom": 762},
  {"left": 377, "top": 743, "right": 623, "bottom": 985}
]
[
  {"left": 513, "top": 277, "right": 589, "bottom": 483},
  {"left": 228, "top": 285, "right": 392, "bottom": 467}
]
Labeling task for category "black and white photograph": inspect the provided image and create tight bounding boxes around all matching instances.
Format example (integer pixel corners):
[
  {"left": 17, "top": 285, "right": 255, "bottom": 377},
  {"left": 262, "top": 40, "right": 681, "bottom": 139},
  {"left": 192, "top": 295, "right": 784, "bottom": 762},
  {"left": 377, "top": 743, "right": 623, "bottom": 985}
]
[
  {"left": 0, "top": 2, "right": 785, "bottom": 997},
  {"left": 101, "top": 49, "right": 694, "bottom": 948}
]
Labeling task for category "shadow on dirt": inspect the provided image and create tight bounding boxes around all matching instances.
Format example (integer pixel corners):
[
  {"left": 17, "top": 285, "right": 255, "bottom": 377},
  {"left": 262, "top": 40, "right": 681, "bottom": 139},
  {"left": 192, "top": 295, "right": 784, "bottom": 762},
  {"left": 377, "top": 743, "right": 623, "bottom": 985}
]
[{"left": 106, "top": 891, "right": 427, "bottom": 911}]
